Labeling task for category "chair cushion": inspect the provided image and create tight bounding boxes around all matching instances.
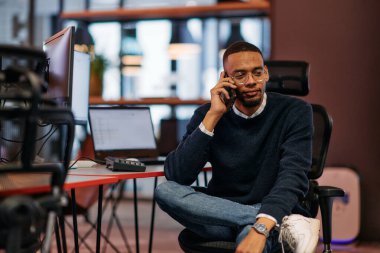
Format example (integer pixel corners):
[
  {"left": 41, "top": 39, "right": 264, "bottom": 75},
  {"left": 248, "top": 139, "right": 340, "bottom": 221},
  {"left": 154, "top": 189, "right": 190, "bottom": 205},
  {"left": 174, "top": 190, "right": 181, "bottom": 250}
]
[{"left": 178, "top": 229, "right": 236, "bottom": 253}]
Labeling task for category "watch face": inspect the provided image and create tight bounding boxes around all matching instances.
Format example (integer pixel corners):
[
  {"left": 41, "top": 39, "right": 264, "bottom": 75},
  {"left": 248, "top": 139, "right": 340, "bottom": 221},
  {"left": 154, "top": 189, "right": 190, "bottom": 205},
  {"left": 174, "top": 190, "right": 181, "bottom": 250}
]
[
  {"left": 253, "top": 223, "right": 269, "bottom": 237},
  {"left": 255, "top": 223, "right": 266, "bottom": 232}
]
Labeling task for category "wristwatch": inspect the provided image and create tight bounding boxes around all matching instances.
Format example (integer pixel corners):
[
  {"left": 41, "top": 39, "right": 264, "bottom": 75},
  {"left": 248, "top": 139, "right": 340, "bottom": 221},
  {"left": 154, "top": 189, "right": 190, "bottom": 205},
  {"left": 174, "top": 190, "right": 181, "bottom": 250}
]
[{"left": 252, "top": 223, "right": 269, "bottom": 238}]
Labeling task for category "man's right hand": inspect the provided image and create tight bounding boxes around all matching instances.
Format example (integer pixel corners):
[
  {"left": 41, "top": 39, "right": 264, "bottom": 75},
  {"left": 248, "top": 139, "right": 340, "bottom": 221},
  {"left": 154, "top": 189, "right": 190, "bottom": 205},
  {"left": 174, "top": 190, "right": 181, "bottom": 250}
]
[
  {"left": 209, "top": 71, "right": 237, "bottom": 115},
  {"left": 202, "top": 71, "right": 237, "bottom": 132}
]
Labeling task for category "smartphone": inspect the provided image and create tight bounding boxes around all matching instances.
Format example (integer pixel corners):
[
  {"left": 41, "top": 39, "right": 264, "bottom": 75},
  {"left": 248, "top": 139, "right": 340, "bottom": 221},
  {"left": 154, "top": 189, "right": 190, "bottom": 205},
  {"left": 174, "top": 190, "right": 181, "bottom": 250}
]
[{"left": 220, "top": 73, "right": 236, "bottom": 109}]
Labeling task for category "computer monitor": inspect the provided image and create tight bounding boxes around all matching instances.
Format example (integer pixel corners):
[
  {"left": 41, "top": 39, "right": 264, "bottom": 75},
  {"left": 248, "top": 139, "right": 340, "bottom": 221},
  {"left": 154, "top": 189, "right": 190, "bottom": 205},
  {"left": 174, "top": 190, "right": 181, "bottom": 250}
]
[
  {"left": 43, "top": 26, "right": 90, "bottom": 124},
  {"left": 71, "top": 51, "right": 90, "bottom": 124},
  {"left": 43, "top": 26, "right": 75, "bottom": 106}
]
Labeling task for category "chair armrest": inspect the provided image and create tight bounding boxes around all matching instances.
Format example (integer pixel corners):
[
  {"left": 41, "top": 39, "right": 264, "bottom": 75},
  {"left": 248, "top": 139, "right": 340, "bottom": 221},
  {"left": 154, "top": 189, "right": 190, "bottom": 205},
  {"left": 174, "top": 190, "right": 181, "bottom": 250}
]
[
  {"left": 316, "top": 185, "right": 345, "bottom": 198},
  {"left": 315, "top": 185, "right": 345, "bottom": 250}
]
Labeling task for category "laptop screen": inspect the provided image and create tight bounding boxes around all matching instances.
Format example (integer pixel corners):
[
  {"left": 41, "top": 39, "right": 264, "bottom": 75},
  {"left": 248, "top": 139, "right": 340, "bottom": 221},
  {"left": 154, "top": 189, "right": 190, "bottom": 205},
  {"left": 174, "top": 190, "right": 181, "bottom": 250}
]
[{"left": 89, "top": 106, "right": 158, "bottom": 159}]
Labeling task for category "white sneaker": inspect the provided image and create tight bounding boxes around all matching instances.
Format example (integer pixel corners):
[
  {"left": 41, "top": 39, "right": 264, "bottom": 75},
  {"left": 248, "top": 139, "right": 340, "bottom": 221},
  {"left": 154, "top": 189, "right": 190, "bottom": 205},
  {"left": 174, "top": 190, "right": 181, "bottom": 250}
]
[{"left": 278, "top": 214, "right": 320, "bottom": 253}]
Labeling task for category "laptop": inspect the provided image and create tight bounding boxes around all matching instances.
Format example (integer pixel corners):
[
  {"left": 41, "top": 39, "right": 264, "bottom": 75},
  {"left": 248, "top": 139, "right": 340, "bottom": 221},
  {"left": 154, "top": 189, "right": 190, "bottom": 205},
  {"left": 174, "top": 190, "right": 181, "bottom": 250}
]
[{"left": 88, "top": 106, "right": 166, "bottom": 165}]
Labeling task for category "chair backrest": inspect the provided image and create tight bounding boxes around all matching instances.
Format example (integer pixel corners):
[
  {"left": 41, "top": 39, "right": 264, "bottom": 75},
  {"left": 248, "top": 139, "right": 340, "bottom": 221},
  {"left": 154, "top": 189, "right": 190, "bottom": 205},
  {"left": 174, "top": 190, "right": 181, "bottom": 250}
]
[
  {"left": 265, "top": 60, "right": 309, "bottom": 96},
  {"left": 265, "top": 60, "right": 332, "bottom": 180},
  {"left": 310, "top": 104, "right": 333, "bottom": 180}
]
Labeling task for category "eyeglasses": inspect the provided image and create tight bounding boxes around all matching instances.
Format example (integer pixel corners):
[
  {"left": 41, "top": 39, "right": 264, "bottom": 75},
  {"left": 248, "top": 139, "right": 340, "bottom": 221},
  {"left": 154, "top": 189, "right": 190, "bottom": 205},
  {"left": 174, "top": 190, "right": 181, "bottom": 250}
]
[{"left": 231, "top": 69, "right": 267, "bottom": 86}]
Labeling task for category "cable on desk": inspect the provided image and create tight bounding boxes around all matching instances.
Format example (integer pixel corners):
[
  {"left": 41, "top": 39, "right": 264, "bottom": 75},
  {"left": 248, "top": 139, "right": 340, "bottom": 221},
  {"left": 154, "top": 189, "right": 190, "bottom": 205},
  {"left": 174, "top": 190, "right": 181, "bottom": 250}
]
[{"left": 69, "top": 156, "right": 105, "bottom": 169}]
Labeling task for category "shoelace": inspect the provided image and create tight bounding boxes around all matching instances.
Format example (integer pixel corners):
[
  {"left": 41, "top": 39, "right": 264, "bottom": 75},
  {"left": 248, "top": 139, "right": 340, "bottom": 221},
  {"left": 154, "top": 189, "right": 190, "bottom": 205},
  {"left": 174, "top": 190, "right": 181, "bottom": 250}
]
[{"left": 278, "top": 218, "right": 296, "bottom": 253}]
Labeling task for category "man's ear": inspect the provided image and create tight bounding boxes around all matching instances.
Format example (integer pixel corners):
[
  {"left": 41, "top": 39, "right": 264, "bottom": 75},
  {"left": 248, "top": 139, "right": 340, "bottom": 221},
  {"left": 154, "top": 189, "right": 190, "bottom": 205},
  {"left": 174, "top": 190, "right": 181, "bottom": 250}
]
[{"left": 264, "top": 65, "right": 269, "bottom": 81}]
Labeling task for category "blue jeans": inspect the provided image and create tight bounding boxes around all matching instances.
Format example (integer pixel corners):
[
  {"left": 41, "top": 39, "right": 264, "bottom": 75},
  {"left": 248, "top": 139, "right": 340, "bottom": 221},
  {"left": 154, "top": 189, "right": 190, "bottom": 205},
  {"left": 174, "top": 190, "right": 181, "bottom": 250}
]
[{"left": 154, "top": 181, "right": 280, "bottom": 253}]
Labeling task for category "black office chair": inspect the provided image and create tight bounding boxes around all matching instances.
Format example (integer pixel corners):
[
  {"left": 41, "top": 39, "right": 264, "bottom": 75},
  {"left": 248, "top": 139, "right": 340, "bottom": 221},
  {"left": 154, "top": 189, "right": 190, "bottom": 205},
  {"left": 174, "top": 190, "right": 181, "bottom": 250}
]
[
  {"left": 265, "top": 60, "right": 309, "bottom": 96},
  {"left": 178, "top": 61, "right": 345, "bottom": 253},
  {"left": 0, "top": 45, "right": 75, "bottom": 253}
]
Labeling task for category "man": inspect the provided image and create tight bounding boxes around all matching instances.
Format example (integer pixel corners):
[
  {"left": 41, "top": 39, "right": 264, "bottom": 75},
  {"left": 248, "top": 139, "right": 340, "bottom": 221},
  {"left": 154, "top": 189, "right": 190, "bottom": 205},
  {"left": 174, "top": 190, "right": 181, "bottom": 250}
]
[{"left": 155, "top": 41, "right": 320, "bottom": 253}]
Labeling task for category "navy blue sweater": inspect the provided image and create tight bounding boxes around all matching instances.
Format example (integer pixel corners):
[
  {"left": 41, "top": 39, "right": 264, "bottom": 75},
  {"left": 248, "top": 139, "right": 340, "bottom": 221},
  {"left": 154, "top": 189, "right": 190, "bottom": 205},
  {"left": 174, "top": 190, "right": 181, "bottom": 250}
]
[{"left": 164, "top": 92, "right": 313, "bottom": 223}]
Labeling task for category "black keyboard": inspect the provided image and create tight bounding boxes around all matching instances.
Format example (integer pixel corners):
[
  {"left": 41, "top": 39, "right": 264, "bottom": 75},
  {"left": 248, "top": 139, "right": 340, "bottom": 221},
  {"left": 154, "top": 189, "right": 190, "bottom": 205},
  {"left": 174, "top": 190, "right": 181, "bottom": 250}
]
[{"left": 105, "top": 157, "right": 146, "bottom": 172}]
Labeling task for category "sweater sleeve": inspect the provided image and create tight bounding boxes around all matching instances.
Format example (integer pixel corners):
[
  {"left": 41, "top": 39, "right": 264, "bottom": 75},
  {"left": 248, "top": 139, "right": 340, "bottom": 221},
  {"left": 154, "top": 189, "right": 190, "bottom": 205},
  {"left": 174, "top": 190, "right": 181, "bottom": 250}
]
[
  {"left": 258, "top": 102, "right": 313, "bottom": 223},
  {"left": 164, "top": 105, "right": 213, "bottom": 185}
]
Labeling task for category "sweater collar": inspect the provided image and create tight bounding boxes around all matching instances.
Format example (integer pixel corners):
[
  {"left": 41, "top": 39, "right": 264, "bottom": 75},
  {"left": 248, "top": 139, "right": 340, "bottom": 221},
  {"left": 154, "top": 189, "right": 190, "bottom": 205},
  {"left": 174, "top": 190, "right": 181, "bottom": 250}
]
[{"left": 232, "top": 93, "right": 267, "bottom": 119}]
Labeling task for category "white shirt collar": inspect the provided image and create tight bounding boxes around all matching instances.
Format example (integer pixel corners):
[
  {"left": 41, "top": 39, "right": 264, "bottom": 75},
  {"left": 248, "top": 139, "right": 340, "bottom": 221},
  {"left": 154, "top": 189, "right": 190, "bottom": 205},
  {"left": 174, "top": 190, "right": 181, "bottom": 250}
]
[{"left": 232, "top": 93, "right": 267, "bottom": 119}]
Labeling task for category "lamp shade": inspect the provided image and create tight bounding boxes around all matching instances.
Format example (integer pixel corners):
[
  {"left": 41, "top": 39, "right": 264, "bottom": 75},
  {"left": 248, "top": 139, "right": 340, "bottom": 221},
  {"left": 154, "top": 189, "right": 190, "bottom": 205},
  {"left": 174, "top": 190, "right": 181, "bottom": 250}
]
[
  {"left": 168, "top": 20, "right": 200, "bottom": 60},
  {"left": 121, "top": 25, "right": 143, "bottom": 76},
  {"left": 225, "top": 19, "right": 245, "bottom": 49},
  {"left": 74, "top": 24, "right": 95, "bottom": 53}
]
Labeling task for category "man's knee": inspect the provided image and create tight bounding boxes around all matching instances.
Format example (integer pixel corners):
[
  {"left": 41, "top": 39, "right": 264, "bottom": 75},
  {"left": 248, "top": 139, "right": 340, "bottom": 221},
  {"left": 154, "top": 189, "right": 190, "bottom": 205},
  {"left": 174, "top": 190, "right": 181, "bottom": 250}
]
[
  {"left": 154, "top": 181, "right": 196, "bottom": 206},
  {"left": 154, "top": 181, "right": 177, "bottom": 203}
]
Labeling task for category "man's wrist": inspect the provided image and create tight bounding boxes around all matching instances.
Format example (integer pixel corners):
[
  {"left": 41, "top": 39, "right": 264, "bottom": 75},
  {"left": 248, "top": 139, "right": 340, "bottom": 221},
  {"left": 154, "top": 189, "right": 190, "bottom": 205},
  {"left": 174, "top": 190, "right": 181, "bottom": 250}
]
[
  {"left": 202, "top": 110, "right": 223, "bottom": 132},
  {"left": 251, "top": 217, "right": 276, "bottom": 238},
  {"left": 199, "top": 122, "right": 214, "bottom": 136},
  {"left": 256, "top": 213, "right": 278, "bottom": 228}
]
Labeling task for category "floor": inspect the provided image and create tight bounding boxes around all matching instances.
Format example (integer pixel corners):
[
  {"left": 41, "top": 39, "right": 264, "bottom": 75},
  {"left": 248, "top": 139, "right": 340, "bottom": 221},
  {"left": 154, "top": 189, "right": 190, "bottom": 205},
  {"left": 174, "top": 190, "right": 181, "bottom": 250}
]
[{"left": 50, "top": 198, "right": 380, "bottom": 253}]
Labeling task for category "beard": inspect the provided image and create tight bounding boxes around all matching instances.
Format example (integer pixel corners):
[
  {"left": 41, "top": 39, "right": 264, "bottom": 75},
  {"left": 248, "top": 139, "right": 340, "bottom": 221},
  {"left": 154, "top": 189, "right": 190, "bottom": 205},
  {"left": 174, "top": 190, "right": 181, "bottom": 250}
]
[{"left": 235, "top": 90, "right": 262, "bottom": 108}]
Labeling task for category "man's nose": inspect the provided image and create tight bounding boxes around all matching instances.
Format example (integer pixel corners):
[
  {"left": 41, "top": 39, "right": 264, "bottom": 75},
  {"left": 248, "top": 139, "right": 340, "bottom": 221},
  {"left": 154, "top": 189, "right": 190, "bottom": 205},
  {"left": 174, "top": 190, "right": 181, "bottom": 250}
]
[{"left": 245, "top": 76, "right": 257, "bottom": 87}]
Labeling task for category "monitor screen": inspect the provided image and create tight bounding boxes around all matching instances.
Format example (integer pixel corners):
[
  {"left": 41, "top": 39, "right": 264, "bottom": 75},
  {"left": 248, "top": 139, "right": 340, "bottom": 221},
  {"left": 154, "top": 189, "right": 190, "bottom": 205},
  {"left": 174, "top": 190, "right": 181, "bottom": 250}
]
[
  {"left": 71, "top": 51, "right": 90, "bottom": 124},
  {"left": 89, "top": 107, "right": 157, "bottom": 151},
  {"left": 43, "top": 26, "right": 74, "bottom": 106}
]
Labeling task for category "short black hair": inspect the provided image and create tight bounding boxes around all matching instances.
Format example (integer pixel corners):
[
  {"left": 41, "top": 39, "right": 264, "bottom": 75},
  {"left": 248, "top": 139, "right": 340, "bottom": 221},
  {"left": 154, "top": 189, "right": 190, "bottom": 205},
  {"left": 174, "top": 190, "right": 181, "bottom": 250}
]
[{"left": 223, "top": 41, "right": 263, "bottom": 68}]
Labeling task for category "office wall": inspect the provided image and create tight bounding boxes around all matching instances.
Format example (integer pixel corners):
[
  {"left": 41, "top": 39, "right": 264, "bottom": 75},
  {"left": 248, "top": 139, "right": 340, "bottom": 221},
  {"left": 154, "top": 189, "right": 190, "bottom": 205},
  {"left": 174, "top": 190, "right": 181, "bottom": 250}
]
[{"left": 271, "top": 0, "right": 380, "bottom": 241}]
